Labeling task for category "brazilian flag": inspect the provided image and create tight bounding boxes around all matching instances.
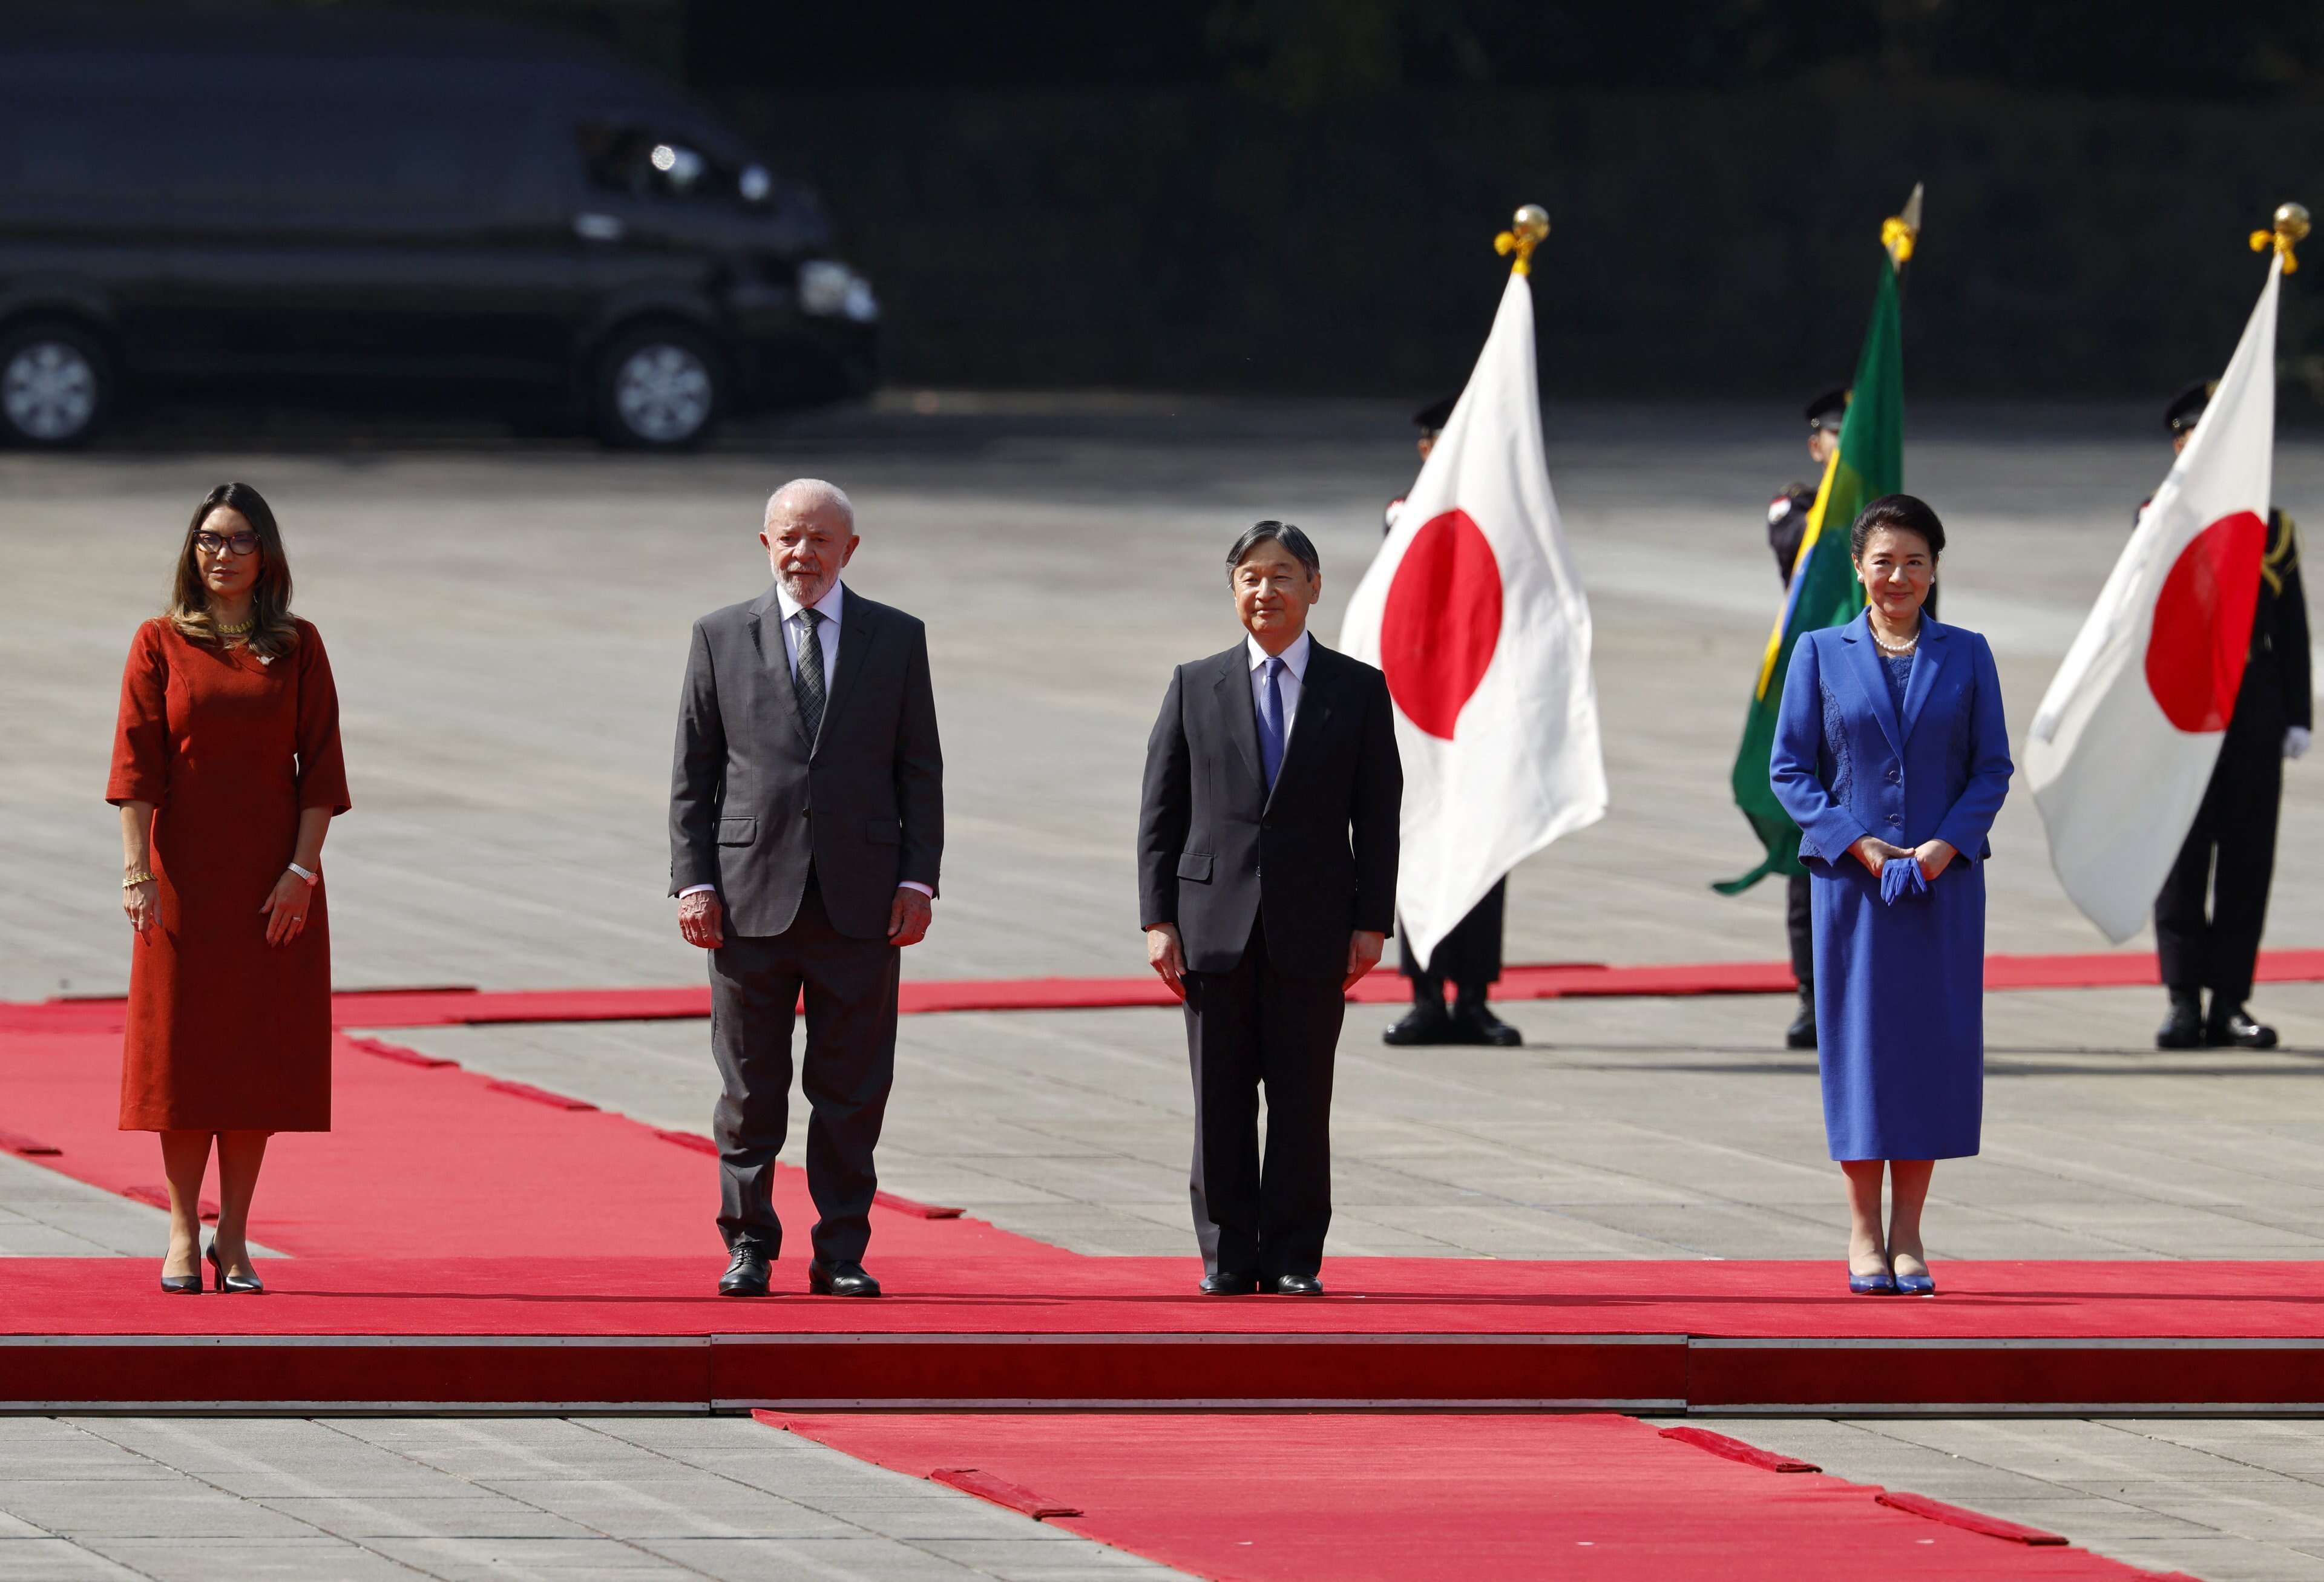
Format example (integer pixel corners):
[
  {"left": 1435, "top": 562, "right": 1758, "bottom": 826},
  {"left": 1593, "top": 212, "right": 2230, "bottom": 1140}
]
[{"left": 1714, "top": 248, "right": 1904, "bottom": 894}]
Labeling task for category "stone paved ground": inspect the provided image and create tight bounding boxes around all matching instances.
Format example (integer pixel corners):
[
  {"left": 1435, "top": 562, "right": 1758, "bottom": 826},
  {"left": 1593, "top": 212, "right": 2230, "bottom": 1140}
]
[
  {"left": 0, "top": 1416, "right": 1188, "bottom": 1581},
  {"left": 7, "top": 401, "right": 2324, "bottom": 1579},
  {"left": 1691, "top": 1417, "right": 2324, "bottom": 1582},
  {"left": 363, "top": 985, "right": 2324, "bottom": 1263}
]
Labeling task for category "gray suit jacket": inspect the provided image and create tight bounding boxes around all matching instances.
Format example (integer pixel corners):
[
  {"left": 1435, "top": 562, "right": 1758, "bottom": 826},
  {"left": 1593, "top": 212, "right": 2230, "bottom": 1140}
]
[{"left": 669, "top": 582, "right": 944, "bottom": 940}]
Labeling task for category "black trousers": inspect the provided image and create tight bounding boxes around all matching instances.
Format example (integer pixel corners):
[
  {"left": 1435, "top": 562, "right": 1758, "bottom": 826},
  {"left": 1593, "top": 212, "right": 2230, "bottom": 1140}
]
[
  {"left": 2155, "top": 724, "right": 2283, "bottom": 1007},
  {"left": 1785, "top": 871, "right": 1814, "bottom": 990},
  {"left": 1397, "top": 880, "right": 1506, "bottom": 999},
  {"left": 708, "top": 880, "right": 900, "bottom": 1265},
  {"left": 1183, "top": 917, "right": 1344, "bottom": 1279}
]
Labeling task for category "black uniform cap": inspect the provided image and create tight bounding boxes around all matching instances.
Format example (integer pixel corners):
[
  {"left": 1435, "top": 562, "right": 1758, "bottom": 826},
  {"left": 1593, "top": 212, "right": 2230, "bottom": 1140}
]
[
  {"left": 1413, "top": 395, "right": 1458, "bottom": 432},
  {"left": 2166, "top": 379, "right": 2218, "bottom": 436},
  {"left": 1804, "top": 387, "right": 1850, "bottom": 432}
]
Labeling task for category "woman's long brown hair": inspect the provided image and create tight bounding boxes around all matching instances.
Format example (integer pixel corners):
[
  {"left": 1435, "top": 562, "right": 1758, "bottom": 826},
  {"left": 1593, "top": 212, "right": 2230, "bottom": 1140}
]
[{"left": 166, "top": 482, "right": 299, "bottom": 660}]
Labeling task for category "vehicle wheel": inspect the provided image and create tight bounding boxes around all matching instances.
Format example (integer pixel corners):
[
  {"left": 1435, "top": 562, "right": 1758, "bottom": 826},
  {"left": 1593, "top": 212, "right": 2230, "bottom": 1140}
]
[
  {"left": 594, "top": 324, "right": 722, "bottom": 450},
  {"left": 0, "top": 320, "right": 110, "bottom": 448}
]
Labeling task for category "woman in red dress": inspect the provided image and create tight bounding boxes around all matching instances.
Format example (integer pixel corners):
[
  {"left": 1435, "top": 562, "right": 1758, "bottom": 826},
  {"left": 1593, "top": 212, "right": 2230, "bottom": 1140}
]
[{"left": 108, "top": 482, "right": 349, "bottom": 1294}]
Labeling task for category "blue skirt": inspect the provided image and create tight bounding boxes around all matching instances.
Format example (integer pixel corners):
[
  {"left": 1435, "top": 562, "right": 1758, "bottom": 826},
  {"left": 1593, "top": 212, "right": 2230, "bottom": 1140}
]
[{"left": 1810, "top": 857, "right": 1985, "bottom": 1161}]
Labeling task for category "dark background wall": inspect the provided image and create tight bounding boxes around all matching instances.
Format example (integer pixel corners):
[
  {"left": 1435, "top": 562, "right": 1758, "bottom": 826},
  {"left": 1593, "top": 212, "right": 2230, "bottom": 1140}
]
[{"left": 718, "top": 85, "right": 2324, "bottom": 403}]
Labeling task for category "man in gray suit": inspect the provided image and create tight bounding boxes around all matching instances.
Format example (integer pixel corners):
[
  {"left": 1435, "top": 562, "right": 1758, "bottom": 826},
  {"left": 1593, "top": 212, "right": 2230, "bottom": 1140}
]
[{"left": 669, "top": 479, "right": 943, "bottom": 1298}]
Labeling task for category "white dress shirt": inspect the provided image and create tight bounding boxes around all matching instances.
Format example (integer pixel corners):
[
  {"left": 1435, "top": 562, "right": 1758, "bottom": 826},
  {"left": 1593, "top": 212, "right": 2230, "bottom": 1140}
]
[
  {"left": 1246, "top": 629, "right": 1310, "bottom": 746},
  {"left": 774, "top": 579, "right": 844, "bottom": 679},
  {"left": 680, "top": 579, "right": 931, "bottom": 902}
]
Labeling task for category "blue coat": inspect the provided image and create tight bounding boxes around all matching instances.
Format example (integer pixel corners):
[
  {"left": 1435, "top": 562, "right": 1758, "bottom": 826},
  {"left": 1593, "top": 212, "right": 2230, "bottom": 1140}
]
[{"left": 1770, "top": 613, "right": 2013, "bottom": 1160}]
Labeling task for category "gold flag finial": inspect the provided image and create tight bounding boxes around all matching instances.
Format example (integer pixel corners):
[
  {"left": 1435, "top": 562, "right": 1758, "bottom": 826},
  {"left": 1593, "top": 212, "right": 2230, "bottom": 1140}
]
[
  {"left": 2250, "top": 202, "right": 2309, "bottom": 274},
  {"left": 1493, "top": 205, "right": 1551, "bottom": 277},
  {"left": 1881, "top": 182, "right": 1924, "bottom": 267}
]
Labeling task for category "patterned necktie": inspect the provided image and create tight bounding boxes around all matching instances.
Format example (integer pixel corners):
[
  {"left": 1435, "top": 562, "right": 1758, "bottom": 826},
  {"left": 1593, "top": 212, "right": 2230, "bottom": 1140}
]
[
  {"left": 1257, "top": 657, "right": 1287, "bottom": 791},
  {"left": 793, "top": 609, "right": 827, "bottom": 744}
]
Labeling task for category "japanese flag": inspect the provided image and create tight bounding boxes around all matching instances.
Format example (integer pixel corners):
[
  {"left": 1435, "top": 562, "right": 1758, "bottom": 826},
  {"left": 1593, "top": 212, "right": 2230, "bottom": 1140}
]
[
  {"left": 2029, "top": 258, "right": 2280, "bottom": 942},
  {"left": 1341, "top": 271, "right": 1607, "bottom": 969}
]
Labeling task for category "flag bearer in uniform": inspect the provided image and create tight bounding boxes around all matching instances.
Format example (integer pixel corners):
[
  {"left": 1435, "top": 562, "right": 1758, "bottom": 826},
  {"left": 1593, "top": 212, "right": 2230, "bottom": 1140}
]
[
  {"left": 1765, "top": 387, "right": 1850, "bottom": 1049},
  {"left": 1346, "top": 207, "right": 1606, "bottom": 1055},
  {"left": 1382, "top": 395, "right": 1522, "bottom": 1048},
  {"left": 2150, "top": 380, "right": 2312, "bottom": 1050}
]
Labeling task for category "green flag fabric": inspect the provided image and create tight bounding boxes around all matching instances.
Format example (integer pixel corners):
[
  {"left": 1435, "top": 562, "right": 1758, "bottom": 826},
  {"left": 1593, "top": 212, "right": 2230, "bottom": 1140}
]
[{"left": 1713, "top": 251, "right": 1904, "bottom": 895}]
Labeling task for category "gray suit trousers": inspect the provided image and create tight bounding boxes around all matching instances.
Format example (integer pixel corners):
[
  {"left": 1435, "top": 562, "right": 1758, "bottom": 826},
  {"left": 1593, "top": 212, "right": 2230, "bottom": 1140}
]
[{"left": 709, "top": 881, "right": 899, "bottom": 1265}]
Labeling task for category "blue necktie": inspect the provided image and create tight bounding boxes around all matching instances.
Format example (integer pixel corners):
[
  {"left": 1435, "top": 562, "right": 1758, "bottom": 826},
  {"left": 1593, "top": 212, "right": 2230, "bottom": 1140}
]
[{"left": 1258, "top": 657, "right": 1287, "bottom": 792}]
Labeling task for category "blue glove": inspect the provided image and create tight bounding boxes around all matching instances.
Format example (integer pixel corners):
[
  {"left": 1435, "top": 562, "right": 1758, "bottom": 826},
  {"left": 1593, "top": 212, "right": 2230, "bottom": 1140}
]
[{"left": 1880, "top": 855, "right": 1929, "bottom": 905}]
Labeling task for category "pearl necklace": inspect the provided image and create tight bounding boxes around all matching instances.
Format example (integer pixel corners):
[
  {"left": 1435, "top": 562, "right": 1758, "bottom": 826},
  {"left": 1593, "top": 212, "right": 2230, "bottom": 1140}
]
[{"left": 1871, "top": 625, "right": 1919, "bottom": 657}]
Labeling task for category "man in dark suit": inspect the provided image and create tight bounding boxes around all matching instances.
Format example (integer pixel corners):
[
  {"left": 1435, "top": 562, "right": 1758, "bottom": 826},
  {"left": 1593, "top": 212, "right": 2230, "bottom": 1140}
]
[
  {"left": 2147, "top": 382, "right": 2312, "bottom": 1050},
  {"left": 669, "top": 478, "right": 944, "bottom": 1298},
  {"left": 1139, "top": 521, "right": 1402, "bottom": 1296}
]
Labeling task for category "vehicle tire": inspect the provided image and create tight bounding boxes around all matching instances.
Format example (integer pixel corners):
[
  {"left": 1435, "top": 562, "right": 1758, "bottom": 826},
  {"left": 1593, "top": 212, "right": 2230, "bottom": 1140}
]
[
  {"left": 593, "top": 323, "right": 723, "bottom": 450},
  {"left": 0, "top": 319, "right": 111, "bottom": 448}
]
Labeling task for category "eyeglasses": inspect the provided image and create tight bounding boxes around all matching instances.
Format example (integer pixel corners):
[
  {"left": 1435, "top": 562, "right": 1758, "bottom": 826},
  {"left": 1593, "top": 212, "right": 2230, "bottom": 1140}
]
[{"left": 194, "top": 531, "right": 260, "bottom": 557}]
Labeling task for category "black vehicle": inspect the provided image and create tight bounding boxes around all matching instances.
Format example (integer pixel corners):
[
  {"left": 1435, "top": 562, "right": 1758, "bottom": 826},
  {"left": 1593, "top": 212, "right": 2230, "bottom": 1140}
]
[{"left": 0, "top": 10, "right": 879, "bottom": 448}]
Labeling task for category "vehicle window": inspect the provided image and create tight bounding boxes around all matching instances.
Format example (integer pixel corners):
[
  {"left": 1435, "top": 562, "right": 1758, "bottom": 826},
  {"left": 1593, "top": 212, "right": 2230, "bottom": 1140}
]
[
  {"left": 0, "top": 94, "right": 174, "bottom": 203},
  {"left": 169, "top": 100, "right": 519, "bottom": 213},
  {"left": 0, "top": 82, "right": 522, "bottom": 221},
  {"left": 577, "top": 123, "right": 739, "bottom": 203}
]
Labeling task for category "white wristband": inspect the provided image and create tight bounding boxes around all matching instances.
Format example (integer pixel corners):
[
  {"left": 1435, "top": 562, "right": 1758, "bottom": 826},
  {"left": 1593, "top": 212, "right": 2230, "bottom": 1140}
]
[{"left": 287, "top": 862, "right": 318, "bottom": 887}]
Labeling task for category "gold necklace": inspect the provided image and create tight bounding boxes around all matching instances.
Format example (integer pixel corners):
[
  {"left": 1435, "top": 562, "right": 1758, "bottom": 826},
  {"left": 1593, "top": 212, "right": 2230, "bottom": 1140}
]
[{"left": 217, "top": 615, "right": 257, "bottom": 635}]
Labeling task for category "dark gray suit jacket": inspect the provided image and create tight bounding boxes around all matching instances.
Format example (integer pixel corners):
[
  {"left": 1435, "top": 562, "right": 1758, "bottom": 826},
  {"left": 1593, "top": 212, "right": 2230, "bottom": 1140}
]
[
  {"left": 1138, "top": 638, "right": 1401, "bottom": 978},
  {"left": 669, "top": 583, "right": 943, "bottom": 940}
]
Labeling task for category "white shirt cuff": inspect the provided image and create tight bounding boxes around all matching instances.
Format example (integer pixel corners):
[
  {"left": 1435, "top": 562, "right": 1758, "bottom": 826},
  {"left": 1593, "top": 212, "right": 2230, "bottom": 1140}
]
[{"left": 684, "top": 881, "right": 930, "bottom": 898}]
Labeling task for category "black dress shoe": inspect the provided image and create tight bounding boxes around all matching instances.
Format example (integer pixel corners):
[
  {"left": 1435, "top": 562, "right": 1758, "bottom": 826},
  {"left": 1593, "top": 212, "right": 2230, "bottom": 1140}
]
[
  {"left": 1784, "top": 991, "right": 1817, "bottom": 1051},
  {"left": 1382, "top": 999, "right": 1456, "bottom": 1046},
  {"left": 205, "top": 1240, "right": 263, "bottom": 1295},
  {"left": 809, "top": 1261, "right": 882, "bottom": 1298},
  {"left": 718, "top": 1244, "right": 772, "bottom": 1297},
  {"left": 1450, "top": 999, "right": 1522, "bottom": 1047},
  {"left": 2207, "top": 1005, "right": 2279, "bottom": 1049},
  {"left": 2157, "top": 993, "right": 2205, "bottom": 1050},
  {"left": 1200, "top": 1269, "right": 1260, "bottom": 1295},
  {"left": 1271, "top": 1274, "right": 1324, "bottom": 1296}
]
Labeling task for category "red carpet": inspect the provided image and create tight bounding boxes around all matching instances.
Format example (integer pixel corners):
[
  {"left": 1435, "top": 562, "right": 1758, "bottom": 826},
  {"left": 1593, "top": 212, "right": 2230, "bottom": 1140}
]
[
  {"left": 766, "top": 1411, "right": 2176, "bottom": 1581},
  {"left": 8, "top": 1009, "right": 2324, "bottom": 1416},
  {"left": 7, "top": 1255, "right": 2323, "bottom": 1411},
  {"left": 0, "top": 1027, "right": 1045, "bottom": 1262},
  {"left": 14, "top": 1255, "right": 2324, "bottom": 1342},
  {"left": 11, "top": 946, "right": 2324, "bottom": 1032}
]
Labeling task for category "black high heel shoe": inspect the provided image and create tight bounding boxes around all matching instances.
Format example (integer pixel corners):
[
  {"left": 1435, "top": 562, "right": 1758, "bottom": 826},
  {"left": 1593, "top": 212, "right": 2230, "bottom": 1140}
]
[
  {"left": 160, "top": 1241, "right": 203, "bottom": 1295},
  {"left": 205, "top": 1239, "right": 264, "bottom": 1295}
]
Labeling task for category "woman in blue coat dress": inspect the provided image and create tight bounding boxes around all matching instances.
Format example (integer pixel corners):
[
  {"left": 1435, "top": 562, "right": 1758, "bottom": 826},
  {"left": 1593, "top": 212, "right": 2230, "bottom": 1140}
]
[{"left": 1771, "top": 495, "right": 2012, "bottom": 1296}]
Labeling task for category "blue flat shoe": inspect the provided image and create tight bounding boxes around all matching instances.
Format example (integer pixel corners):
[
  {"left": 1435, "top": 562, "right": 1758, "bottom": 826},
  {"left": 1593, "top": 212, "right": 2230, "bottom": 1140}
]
[
  {"left": 1894, "top": 1270, "right": 1935, "bottom": 1296},
  {"left": 1848, "top": 1270, "right": 1897, "bottom": 1296}
]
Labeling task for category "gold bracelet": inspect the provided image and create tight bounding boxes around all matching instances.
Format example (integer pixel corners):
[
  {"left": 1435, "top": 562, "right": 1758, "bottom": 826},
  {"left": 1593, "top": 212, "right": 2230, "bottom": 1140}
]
[{"left": 123, "top": 871, "right": 154, "bottom": 888}]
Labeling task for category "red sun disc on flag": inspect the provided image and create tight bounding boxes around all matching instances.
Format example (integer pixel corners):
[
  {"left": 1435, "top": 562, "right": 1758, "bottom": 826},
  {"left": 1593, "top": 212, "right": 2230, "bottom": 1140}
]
[
  {"left": 1382, "top": 508, "right": 1503, "bottom": 740},
  {"left": 2145, "top": 510, "right": 2267, "bottom": 733}
]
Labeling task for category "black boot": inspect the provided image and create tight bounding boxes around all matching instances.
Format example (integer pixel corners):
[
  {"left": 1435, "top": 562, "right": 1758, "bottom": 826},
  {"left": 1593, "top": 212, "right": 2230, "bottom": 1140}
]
[
  {"left": 2206, "top": 1002, "right": 2279, "bottom": 1049},
  {"left": 1384, "top": 988, "right": 1456, "bottom": 1046},
  {"left": 1450, "top": 991, "right": 1521, "bottom": 1047},
  {"left": 2156, "top": 990, "right": 2204, "bottom": 1050},
  {"left": 1784, "top": 988, "right": 1816, "bottom": 1050}
]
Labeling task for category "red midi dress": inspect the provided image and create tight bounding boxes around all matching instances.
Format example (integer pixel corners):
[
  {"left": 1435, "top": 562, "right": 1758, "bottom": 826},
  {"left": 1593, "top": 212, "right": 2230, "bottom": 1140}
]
[{"left": 106, "top": 618, "right": 350, "bottom": 1131}]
